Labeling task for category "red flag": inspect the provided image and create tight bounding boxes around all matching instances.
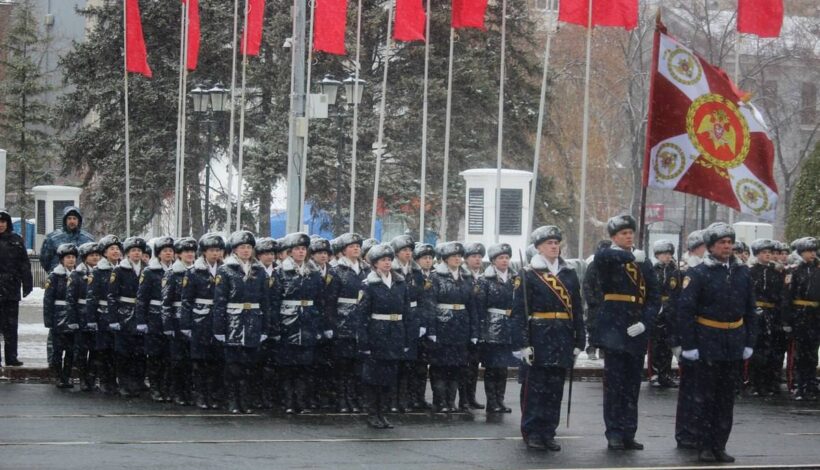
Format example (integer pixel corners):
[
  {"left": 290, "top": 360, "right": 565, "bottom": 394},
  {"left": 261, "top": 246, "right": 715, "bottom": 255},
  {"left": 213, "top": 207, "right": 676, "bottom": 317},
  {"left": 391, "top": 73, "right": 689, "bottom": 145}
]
[
  {"left": 452, "top": 0, "right": 487, "bottom": 30},
  {"left": 558, "top": 0, "right": 638, "bottom": 30},
  {"left": 394, "top": 0, "right": 426, "bottom": 42},
  {"left": 314, "top": 0, "right": 348, "bottom": 55},
  {"left": 240, "top": 0, "right": 266, "bottom": 56},
  {"left": 125, "top": 0, "right": 152, "bottom": 77},
  {"left": 738, "top": 0, "right": 783, "bottom": 38},
  {"left": 184, "top": 0, "right": 201, "bottom": 71}
]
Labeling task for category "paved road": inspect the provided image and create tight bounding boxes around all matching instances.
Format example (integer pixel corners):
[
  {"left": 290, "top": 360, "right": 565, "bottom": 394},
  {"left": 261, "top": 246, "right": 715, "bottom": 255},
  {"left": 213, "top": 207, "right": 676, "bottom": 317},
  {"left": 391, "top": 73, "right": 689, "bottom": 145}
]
[{"left": 1, "top": 381, "right": 818, "bottom": 469}]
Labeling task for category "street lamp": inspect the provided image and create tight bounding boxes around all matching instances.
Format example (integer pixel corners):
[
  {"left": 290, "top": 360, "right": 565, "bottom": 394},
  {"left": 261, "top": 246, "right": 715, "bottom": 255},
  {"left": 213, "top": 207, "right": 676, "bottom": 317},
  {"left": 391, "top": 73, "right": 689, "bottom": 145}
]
[
  {"left": 208, "top": 83, "right": 229, "bottom": 112},
  {"left": 190, "top": 84, "right": 209, "bottom": 113},
  {"left": 320, "top": 74, "right": 342, "bottom": 107},
  {"left": 342, "top": 76, "right": 366, "bottom": 106},
  {"left": 190, "top": 82, "right": 230, "bottom": 234}
]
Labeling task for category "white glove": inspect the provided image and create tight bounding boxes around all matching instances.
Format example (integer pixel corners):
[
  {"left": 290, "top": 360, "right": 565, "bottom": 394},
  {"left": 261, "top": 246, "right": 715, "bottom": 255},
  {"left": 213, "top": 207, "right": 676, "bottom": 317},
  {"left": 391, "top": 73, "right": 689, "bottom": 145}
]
[
  {"left": 633, "top": 249, "right": 646, "bottom": 263},
  {"left": 783, "top": 326, "right": 793, "bottom": 333},
  {"left": 682, "top": 349, "right": 699, "bottom": 361},
  {"left": 67, "top": 323, "right": 79, "bottom": 331},
  {"left": 214, "top": 334, "right": 225, "bottom": 342},
  {"left": 626, "top": 322, "right": 646, "bottom": 337},
  {"left": 573, "top": 348, "right": 581, "bottom": 357},
  {"left": 743, "top": 347, "right": 754, "bottom": 360},
  {"left": 470, "top": 338, "right": 478, "bottom": 345},
  {"left": 181, "top": 329, "right": 191, "bottom": 338},
  {"left": 671, "top": 346, "right": 682, "bottom": 360},
  {"left": 109, "top": 323, "right": 121, "bottom": 331},
  {"left": 273, "top": 335, "right": 281, "bottom": 342},
  {"left": 428, "top": 335, "right": 437, "bottom": 343},
  {"left": 163, "top": 330, "right": 174, "bottom": 337},
  {"left": 323, "top": 330, "right": 333, "bottom": 339},
  {"left": 86, "top": 322, "right": 98, "bottom": 331},
  {"left": 514, "top": 347, "right": 534, "bottom": 365},
  {"left": 316, "top": 334, "right": 322, "bottom": 340},
  {"left": 360, "top": 350, "right": 371, "bottom": 355},
  {"left": 136, "top": 324, "right": 148, "bottom": 334},
  {"left": 404, "top": 347, "right": 410, "bottom": 352},
  {"left": 419, "top": 326, "right": 427, "bottom": 338},
  {"left": 260, "top": 334, "right": 268, "bottom": 342}
]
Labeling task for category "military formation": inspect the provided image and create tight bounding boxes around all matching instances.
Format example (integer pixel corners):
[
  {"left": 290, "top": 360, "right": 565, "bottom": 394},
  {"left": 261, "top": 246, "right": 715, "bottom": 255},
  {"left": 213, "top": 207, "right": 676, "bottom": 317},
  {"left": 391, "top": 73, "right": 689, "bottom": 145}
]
[{"left": 34, "top": 209, "right": 819, "bottom": 462}]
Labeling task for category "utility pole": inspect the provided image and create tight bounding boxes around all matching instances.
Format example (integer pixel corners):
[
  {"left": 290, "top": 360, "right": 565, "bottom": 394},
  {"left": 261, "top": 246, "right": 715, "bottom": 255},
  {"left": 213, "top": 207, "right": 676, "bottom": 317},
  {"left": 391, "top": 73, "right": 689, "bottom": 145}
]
[{"left": 286, "top": 0, "right": 307, "bottom": 233}]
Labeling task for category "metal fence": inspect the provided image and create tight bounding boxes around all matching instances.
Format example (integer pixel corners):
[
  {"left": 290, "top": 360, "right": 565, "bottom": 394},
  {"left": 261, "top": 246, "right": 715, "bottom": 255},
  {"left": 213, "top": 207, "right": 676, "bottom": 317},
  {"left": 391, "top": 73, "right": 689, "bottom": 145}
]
[{"left": 29, "top": 256, "right": 48, "bottom": 288}]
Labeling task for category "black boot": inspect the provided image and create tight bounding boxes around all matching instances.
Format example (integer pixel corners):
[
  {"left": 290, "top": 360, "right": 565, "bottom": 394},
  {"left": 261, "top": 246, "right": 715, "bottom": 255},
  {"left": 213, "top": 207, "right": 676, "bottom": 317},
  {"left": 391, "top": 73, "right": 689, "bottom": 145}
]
[
  {"left": 239, "top": 378, "right": 253, "bottom": 414},
  {"left": 496, "top": 374, "right": 512, "bottom": 413},
  {"left": 431, "top": 372, "right": 449, "bottom": 413},
  {"left": 226, "top": 386, "right": 241, "bottom": 414},
  {"left": 283, "top": 375, "right": 297, "bottom": 414},
  {"left": 378, "top": 389, "right": 394, "bottom": 429},
  {"left": 447, "top": 380, "right": 459, "bottom": 413},
  {"left": 347, "top": 376, "right": 362, "bottom": 413},
  {"left": 336, "top": 376, "right": 350, "bottom": 413},
  {"left": 484, "top": 372, "right": 500, "bottom": 413},
  {"left": 467, "top": 366, "right": 484, "bottom": 409},
  {"left": 296, "top": 375, "right": 313, "bottom": 414}
]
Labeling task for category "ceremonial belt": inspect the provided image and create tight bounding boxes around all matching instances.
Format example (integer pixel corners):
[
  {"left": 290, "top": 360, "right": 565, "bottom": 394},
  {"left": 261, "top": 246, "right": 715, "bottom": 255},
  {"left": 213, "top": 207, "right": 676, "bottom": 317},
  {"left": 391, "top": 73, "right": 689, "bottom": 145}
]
[
  {"left": 661, "top": 296, "right": 670, "bottom": 302},
  {"left": 54, "top": 300, "right": 67, "bottom": 306},
  {"left": 437, "top": 303, "right": 465, "bottom": 310},
  {"left": 118, "top": 296, "right": 136, "bottom": 304},
  {"left": 531, "top": 312, "right": 571, "bottom": 320},
  {"left": 282, "top": 300, "right": 314, "bottom": 307},
  {"left": 172, "top": 301, "right": 182, "bottom": 308},
  {"left": 97, "top": 300, "right": 108, "bottom": 306},
  {"left": 194, "top": 298, "right": 214, "bottom": 305},
  {"left": 792, "top": 299, "right": 819, "bottom": 308},
  {"left": 149, "top": 300, "right": 163, "bottom": 306},
  {"left": 488, "top": 308, "right": 512, "bottom": 317},
  {"left": 227, "top": 303, "right": 260, "bottom": 310},
  {"left": 409, "top": 301, "right": 417, "bottom": 308},
  {"left": 371, "top": 313, "right": 402, "bottom": 321},
  {"left": 337, "top": 297, "right": 358, "bottom": 305},
  {"left": 604, "top": 294, "right": 644, "bottom": 304},
  {"left": 78, "top": 299, "right": 87, "bottom": 305},
  {"left": 756, "top": 301, "right": 776, "bottom": 309},
  {"left": 696, "top": 316, "right": 744, "bottom": 330}
]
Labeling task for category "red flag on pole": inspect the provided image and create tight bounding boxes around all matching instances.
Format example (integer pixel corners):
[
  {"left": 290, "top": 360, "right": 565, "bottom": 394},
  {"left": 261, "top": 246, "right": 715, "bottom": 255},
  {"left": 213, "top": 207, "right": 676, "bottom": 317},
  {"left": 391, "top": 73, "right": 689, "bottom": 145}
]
[
  {"left": 394, "top": 0, "right": 426, "bottom": 42},
  {"left": 737, "top": 0, "right": 783, "bottom": 38},
  {"left": 558, "top": 0, "right": 638, "bottom": 30},
  {"left": 184, "top": 0, "right": 201, "bottom": 70},
  {"left": 240, "top": 0, "right": 266, "bottom": 56},
  {"left": 314, "top": 0, "right": 348, "bottom": 54},
  {"left": 125, "top": 0, "right": 152, "bottom": 77},
  {"left": 452, "top": 0, "right": 488, "bottom": 30}
]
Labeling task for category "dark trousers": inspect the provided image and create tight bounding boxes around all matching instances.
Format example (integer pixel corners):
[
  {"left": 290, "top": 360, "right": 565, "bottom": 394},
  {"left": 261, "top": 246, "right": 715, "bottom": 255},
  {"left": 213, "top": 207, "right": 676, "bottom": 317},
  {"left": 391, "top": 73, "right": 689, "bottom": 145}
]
[
  {"left": 409, "top": 360, "right": 430, "bottom": 406},
  {"left": 649, "top": 326, "right": 673, "bottom": 381},
  {"left": 430, "top": 365, "right": 459, "bottom": 409},
  {"left": 749, "top": 318, "right": 780, "bottom": 393},
  {"left": 458, "top": 344, "right": 481, "bottom": 406},
  {"left": 675, "top": 359, "right": 698, "bottom": 446},
  {"left": 74, "top": 331, "right": 97, "bottom": 389},
  {"left": 795, "top": 335, "right": 819, "bottom": 392},
  {"left": 520, "top": 365, "right": 565, "bottom": 441},
  {"left": 94, "top": 348, "right": 117, "bottom": 393},
  {"left": 170, "top": 336, "right": 192, "bottom": 402},
  {"left": 146, "top": 335, "right": 170, "bottom": 398},
  {"left": 334, "top": 357, "right": 360, "bottom": 410},
  {"left": 602, "top": 349, "right": 643, "bottom": 440},
  {"left": 693, "top": 360, "right": 739, "bottom": 451},
  {"left": 52, "top": 331, "right": 76, "bottom": 384},
  {"left": 280, "top": 365, "right": 312, "bottom": 411},
  {"left": 192, "top": 358, "right": 223, "bottom": 405},
  {"left": 0, "top": 300, "right": 20, "bottom": 364}
]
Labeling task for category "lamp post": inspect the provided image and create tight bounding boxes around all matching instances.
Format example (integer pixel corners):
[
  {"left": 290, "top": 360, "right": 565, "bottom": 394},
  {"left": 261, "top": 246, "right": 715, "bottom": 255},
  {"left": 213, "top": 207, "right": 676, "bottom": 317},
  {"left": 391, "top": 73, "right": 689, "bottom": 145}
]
[{"left": 191, "top": 82, "right": 229, "bottom": 234}]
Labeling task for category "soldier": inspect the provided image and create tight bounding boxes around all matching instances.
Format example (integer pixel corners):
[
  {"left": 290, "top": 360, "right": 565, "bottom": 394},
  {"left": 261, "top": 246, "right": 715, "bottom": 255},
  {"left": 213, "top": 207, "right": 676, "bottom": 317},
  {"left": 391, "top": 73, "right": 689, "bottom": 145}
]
[
  {"left": 477, "top": 242, "right": 518, "bottom": 414},
  {"left": 137, "top": 236, "right": 175, "bottom": 402},
  {"left": 109, "top": 236, "right": 148, "bottom": 398},
  {"left": 747, "top": 239, "right": 785, "bottom": 397},
  {"left": 309, "top": 236, "right": 335, "bottom": 410},
  {"left": 649, "top": 240, "right": 679, "bottom": 388},
  {"left": 783, "top": 237, "right": 819, "bottom": 401},
  {"left": 678, "top": 222, "right": 757, "bottom": 463},
  {"left": 66, "top": 242, "right": 101, "bottom": 391},
  {"left": 681, "top": 230, "right": 707, "bottom": 270},
  {"left": 358, "top": 244, "right": 411, "bottom": 429},
  {"left": 272, "top": 232, "right": 325, "bottom": 414},
  {"left": 327, "top": 233, "right": 368, "bottom": 413},
  {"left": 592, "top": 214, "right": 659, "bottom": 451},
  {"left": 582, "top": 240, "right": 612, "bottom": 361},
  {"left": 181, "top": 233, "right": 225, "bottom": 409},
  {"left": 512, "top": 226, "right": 585, "bottom": 451},
  {"left": 773, "top": 241, "right": 789, "bottom": 271},
  {"left": 253, "top": 237, "right": 278, "bottom": 409},
  {"left": 213, "top": 231, "right": 272, "bottom": 414},
  {"left": 44, "top": 244, "right": 79, "bottom": 388},
  {"left": 275, "top": 237, "right": 289, "bottom": 264},
  {"left": 87, "top": 235, "right": 123, "bottom": 394},
  {"left": 459, "top": 242, "right": 486, "bottom": 411},
  {"left": 329, "top": 237, "right": 343, "bottom": 267},
  {"left": 162, "top": 237, "right": 197, "bottom": 405},
  {"left": 361, "top": 238, "right": 379, "bottom": 269},
  {"left": 39, "top": 206, "right": 94, "bottom": 273},
  {"left": 410, "top": 242, "right": 436, "bottom": 409},
  {"left": 0, "top": 208, "right": 33, "bottom": 367},
  {"left": 428, "top": 242, "right": 479, "bottom": 413},
  {"left": 734, "top": 241, "right": 751, "bottom": 265}
]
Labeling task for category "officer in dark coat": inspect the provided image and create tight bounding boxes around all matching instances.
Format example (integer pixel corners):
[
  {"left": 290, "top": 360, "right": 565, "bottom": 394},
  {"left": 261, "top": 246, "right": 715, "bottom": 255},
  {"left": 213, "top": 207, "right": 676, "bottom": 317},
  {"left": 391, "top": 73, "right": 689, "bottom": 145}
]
[
  {"left": 327, "top": 233, "right": 369, "bottom": 413},
  {"left": 357, "top": 244, "right": 411, "bottom": 429},
  {"left": 649, "top": 239, "right": 680, "bottom": 388},
  {"left": 476, "top": 243, "right": 517, "bottom": 413},
  {"left": 0, "top": 209, "right": 33, "bottom": 367},
  {"left": 44, "top": 244, "right": 79, "bottom": 388},
  {"left": 308, "top": 236, "right": 335, "bottom": 410},
  {"left": 783, "top": 237, "right": 819, "bottom": 401},
  {"left": 161, "top": 237, "right": 197, "bottom": 405},
  {"left": 66, "top": 242, "right": 101, "bottom": 391},
  {"left": 410, "top": 242, "right": 436, "bottom": 410},
  {"left": 213, "top": 231, "right": 272, "bottom": 414},
  {"left": 39, "top": 206, "right": 94, "bottom": 273},
  {"left": 748, "top": 238, "right": 786, "bottom": 396},
  {"left": 592, "top": 214, "right": 659, "bottom": 451},
  {"left": 678, "top": 222, "right": 757, "bottom": 463},
  {"left": 180, "top": 233, "right": 224, "bottom": 409},
  {"left": 582, "top": 240, "right": 611, "bottom": 361},
  {"left": 272, "top": 232, "right": 325, "bottom": 414},
  {"left": 137, "top": 236, "right": 176, "bottom": 402},
  {"left": 512, "top": 227, "right": 585, "bottom": 451},
  {"left": 459, "top": 242, "right": 486, "bottom": 411},
  {"left": 86, "top": 235, "right": 123, "bottom": 394},
  {"left": 252, "top": 237, "right": 279, "bottom": 409},
  {"left": 428, "top": 242, "right": 479, "bottom": 413},
  {"left": 109, "top": 236, "right": 148, "bottom": 397}
]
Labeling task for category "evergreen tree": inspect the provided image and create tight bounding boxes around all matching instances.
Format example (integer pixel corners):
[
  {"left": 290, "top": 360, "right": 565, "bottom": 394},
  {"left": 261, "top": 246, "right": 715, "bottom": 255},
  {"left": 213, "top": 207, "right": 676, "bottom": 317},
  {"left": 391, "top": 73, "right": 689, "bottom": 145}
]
[{"left": 785, "top": 142, "right": 820, "bottom": 241}]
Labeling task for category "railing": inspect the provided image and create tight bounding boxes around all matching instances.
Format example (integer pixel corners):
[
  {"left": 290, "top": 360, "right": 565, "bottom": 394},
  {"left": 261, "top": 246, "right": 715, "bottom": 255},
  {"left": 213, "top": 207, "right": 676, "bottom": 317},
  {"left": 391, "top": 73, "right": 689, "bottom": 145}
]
[{"left": 29, "top": 256, "right": 48, "bottom": 288}]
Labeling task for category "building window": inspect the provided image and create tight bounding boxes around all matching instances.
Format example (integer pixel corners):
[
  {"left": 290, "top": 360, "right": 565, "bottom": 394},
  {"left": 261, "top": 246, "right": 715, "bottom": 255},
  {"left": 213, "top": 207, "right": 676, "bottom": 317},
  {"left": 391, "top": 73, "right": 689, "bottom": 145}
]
[
  {"left": 533, "top": 0, "right": 558, "bottom": 11},
  {"left": 52, "top": 201, "right": 74, "bottom": 231},
  {"left": 468, "top": 188, "right": 484, "bottom": 235},
  {"left": 499, "top": 188, "right": 522, "bottom": 235},
  {"left": 37, "top": 200, "right": 46, "bottom": 235},
  {"left": 802, "top": 82, "right": 817, "bottom": 125}
]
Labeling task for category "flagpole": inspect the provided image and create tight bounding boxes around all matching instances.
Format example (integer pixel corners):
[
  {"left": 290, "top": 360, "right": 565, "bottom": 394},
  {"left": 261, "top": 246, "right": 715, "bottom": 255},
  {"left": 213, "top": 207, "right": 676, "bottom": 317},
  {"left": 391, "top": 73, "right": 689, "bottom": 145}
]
[
  {"left": 493, "top": 0, "right": 507, "bottom": 244},
  {"left": 418, "top": 0, "right": 431, "bottom": 242},
  {"left": 174, "top": 1, "right": 186, "bottom": 237},
  {"left": 577, "top": 0, "right": 594, "bottom": 258},
  {"left": 729, "top": 32, "right": 742, "bottom": 226},
  {"left": 370, "top": 0, "right": 394, "bottom": 239},
  {"left": 440, "top": 26, "right": 455, "bottom": 242},
  {"left": 123, "top": 0, "right": 131, "bottom": 237},
  {"left": 300, "top": 0, "right": 318, "bottom": 232},
  {"left": 178, "top": 0, "right": 192, "bottom": 236},
  {"left": 528, "top": 12, "right": 555, "bottom": 237},
  {"left": 226, "top": 0, "right": 241, "bottom": 235},
  {"left": 348, "top": 0, "right": 363, "bottom": 232},
  {"left": 235, "top": 0, "right": 251, "bottom": 230}
]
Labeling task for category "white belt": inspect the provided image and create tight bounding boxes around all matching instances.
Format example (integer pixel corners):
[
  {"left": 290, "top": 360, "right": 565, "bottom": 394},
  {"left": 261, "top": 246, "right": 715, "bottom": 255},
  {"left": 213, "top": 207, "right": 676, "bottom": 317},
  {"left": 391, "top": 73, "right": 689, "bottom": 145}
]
[
  {"left": 78, "top": 299, "right": 87, "bottom": 305},
  {"left": 227, "top": 303, "right": 260, "bottom": 310},
  {"left": 488, "top": 307, "right": 512, "bottom": 316},
  {"left": 371, "top": 314, "right": 403, "bottom": 321},
  {"left": 118, "top": 296, "right": 136, "bottom": 304},
  {"left": 98, "top": 300, "right": 108, "bottom": 306},
  {"left": 337, "top": 298, "right": 358, "bottom": 305},
  {"left": 437, "top": 303, "right": 466, "bottom": 310},
  {"left": 149, "top": 300, "right": 163, "bottom": 306},
  {"left": 282, "top": 300, "right": 314, "bottom": 307},
  {"left": 409, "top": 301, "right": 418, "bottom": 308},
  {"left": 173, "top": 301, "right": 182, "bottom": 308},
  {"left": 195, "top": 298, "right": 214, "bottom": 305},
  {"left": 54, "top": 300, "right": 67, "bottom": 306}
]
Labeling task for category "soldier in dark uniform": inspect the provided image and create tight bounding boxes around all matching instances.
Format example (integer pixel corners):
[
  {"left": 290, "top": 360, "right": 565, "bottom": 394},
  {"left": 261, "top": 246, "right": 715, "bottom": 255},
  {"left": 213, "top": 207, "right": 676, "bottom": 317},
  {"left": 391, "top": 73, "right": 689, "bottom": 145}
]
[
  {"left": 252, "top": 237, "right": 278, "bottom": 409},
  {"left": 275, "top": 237, "right": 288, "bottom": 265},
  {"left": 67, "top": 242, "right": 101, "bottom": 391},
  {"left": 748, "top": 238, "right": 786, "bottom": 396},
  {"left": 357, "top": 244, "right": 411, "bottom": 428},
  {"left": 681, "top": 230, "right": 707, "bottom": 270},
  {"left": 459, "top": 242, "right": 485, "bottom": 411},
  {"left": 0, "top": 209, "right": 33, "bottom": 367},
  {"left": 733, "top": 241, "right": 750, "bottom": 265},
  {"left": 477, "top": 243, "right": 517, "bottom": 414},
  {"left": 678, "top": 222, "right": 757, "bottom": 463},
  {"left": 327, "top": 233, "right": 368, "bottom": 413},
  {"left": 649, "top": 240, "right": 679, "bottom": 388},
  {"left": 592, "top": 214, "right": 659, "bottom": 451},
  {"left": 361, "top": 238, "right": 379, "bottom": 269},
  {"left": 44, "top": 244, "right": 79, "bottom": 388},
  {"left": 180, "top": 233, "right": 224, "bottom": 409},
  {"left": 512, "top": 226, "right": 585, "bottom": 450},
  {"left": 272, "top": 232, "right": 325, "bottom": 414},
  {"left": 783, "top": 237, "right": 819, "bottom": 401},
  {"left": 213, "top": 231, "right": 272, "bottom": 414},
  {"left": 309, "top": 236, "right": 335, "bottom": 410},
  {"left": 582, "top": 240, "right": 611, "bottom": 361},
  {"left": 428, "top": 242, "right": 479, "bottom": 413},
  {"left": 86, "top": 235, "right": 122, "bottom": 394},
  {"left": 161, "top": 237, "right": 197, "bottom": 405},
  {"left": 410, "top": 242, "right": 436, "bottom": 410}
]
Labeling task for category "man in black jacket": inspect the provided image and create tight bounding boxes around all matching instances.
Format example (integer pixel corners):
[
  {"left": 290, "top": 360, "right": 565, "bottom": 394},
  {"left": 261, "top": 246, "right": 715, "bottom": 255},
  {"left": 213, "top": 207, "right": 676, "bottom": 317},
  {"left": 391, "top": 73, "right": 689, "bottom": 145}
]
[{"left": 0, "top": 209, "right": 33, "bottom": 366}]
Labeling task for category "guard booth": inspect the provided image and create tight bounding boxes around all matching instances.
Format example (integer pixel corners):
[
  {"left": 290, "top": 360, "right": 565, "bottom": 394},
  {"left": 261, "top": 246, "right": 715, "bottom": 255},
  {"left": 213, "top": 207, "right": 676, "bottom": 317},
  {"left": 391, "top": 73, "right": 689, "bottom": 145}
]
[
  {"left": 32, "top": 185, "right": 83, "bottom": 253},
  {"left": 460, "top": 169, "right": 533, "bottom": 258}
]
